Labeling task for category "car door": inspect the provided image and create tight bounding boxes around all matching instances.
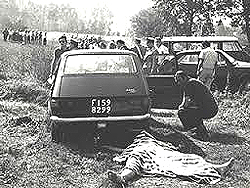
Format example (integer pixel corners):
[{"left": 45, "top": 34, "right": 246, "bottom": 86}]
[
  {"left": 177, "top": 52, "right": 198, "bottom": 78},
  {"left": 146, "top": 55, "right": 182, "bottom": 109},
  {"left": 146, "top": 52, "right": 204, "bottom": 109}
]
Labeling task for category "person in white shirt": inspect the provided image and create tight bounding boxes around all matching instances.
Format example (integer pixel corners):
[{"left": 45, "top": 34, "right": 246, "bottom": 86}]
[
  {"left": 197, "top": 41, "right": 218, "bottom": 89},
  {"left": 154, "top": 37, "right": 169, "bottom": 55},
  {"left": 154, "top": 37, "right": 173, "bottom": 73}
]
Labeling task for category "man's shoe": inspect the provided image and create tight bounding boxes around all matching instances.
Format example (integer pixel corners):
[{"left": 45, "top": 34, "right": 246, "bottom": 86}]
[
  {"left": 196, "top": 124, "right": 211, "bottom": 141},
  {"left": 190, "top": 131, "right": 210, "bottom": 141}
]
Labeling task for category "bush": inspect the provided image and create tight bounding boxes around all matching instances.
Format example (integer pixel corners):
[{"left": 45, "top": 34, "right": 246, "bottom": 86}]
[
  {"left": 0, "top": 41, "right": 53, "bottom": 83},
  {"left": 0, "top": 41, "right": 53, "bottom": 105}
]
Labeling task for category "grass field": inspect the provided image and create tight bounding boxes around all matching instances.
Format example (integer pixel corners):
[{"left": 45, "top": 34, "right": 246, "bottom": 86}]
[{"left": 0, "top": 38, "right": 249, "bottom": 188}]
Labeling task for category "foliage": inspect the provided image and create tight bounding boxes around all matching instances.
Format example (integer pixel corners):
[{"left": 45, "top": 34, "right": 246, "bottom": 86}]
[
  {"left": 0, "top": 41, "right": 53, "bottom": 82},
  {"left": 0, "top": 1, "right": 113, "bottom": 35},
  {"left": 149, "top": 0, "right": 249, "bottom": 40},
  {"left": 214, "top": 0, "right": 250, "bottom": 43},
  {"left": 152, "top": 0, "right": 218, "bottom": 36},
  {"left": 130, "top": 8, "right": 169, "bottom": 37},
  {"left": 82, "top": 6, "right": 114, "bottom": 35},
  {"left": 0, "top": 0, "right": 27, "bottom": 30}
]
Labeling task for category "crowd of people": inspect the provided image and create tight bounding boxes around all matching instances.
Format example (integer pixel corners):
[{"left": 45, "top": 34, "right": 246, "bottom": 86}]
[
  {"left": 50, "top": 34, "right": 171, "bottom": 76},
  {"left": 2, "top": 28, "right": 47, "bottom": 45},
  {"left": 1, "top": 28, "right": 173, "bottom": 75}
]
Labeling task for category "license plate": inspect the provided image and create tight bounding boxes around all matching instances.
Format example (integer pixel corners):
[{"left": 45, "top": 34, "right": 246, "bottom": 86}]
[{"left": 91, "top": 98, "right": 112, "bottom": 114}]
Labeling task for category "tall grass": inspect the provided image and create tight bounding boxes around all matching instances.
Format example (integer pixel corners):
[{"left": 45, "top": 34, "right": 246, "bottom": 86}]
[
  {"left": 0, "top": 42, "right": 53, "bottom": 83},
  {"left": 211, "top": 93, "right": 250, "bottom": 131},
  {"left": 0, "top": 41, "right": 54, "bottom": 105}
]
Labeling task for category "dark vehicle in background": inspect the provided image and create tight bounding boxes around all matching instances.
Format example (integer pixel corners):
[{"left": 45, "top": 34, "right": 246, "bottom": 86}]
[
  {"left": 146, "top": 49, "right": 250, "bottom": 109},
  {"left": 49, "top": 49, "right": 151, "bottom": 142}
]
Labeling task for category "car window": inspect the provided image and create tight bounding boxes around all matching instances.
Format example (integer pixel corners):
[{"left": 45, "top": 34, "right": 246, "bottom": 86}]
[
  {"left": 64, "top": 54, "right": 137, "bottom": 74},
  {"left": 178, "top": 54, "right": 198, "bottom": 64},
  {"left": 173, "top": 42, "right": 202, "bottom": 51},
  {"left": 222, "top": 42, "right": 242, "bottom": 51}
]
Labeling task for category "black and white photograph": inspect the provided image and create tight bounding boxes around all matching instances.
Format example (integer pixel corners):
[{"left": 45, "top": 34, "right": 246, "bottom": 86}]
[{"left": 0, "top": 0, "right": 250, "bottom": 187}]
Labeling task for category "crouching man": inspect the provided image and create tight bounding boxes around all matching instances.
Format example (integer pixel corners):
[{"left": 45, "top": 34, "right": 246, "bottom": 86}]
[{"left": 174, "top": 70, "right": 218, "bottom": 141}]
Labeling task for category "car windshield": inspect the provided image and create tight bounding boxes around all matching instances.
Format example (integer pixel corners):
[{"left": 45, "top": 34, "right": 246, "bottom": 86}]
[{"left": 64, "top": 54, "right": 137, "bottom": 74}]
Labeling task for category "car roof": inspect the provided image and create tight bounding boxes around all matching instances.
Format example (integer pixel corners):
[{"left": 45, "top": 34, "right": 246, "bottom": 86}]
[
  {"left": 175, "top": 49, "right": 235, "bottom": 62},
  {"left": 176, "top": 49, "right": 225, "bottom": 54},
  {"left": 62, "top": 49, "right": 137, "bottom": 56},
  {"left": 162, "top": 36, "right": 238, "bottom": 42}
]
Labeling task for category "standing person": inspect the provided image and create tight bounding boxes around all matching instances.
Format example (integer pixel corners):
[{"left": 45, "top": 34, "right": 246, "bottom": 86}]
[
  {"left": 154, "top": 36, "right": 170, "bottom": 72},
  {"left": 143, "top": 37, "right": 159, "bottom": 74},
  {"left": 27, "top": 30, "right": 31, "bottom": 44},
  {"left": 43, "top": 32, "right": 47, "bottom": 45},
  {"left": 197, "top": 40, "right": 218, "bottom": 89},
  {"left": 38, "top": 31, "right": 43, "bottom": 45},
  {"left": 108, "top": 41, "right": 116, "bottom": 49},
  {"left": 2, "top": 28, "right": 9, "bottom": 41},
  {"left": 69, "top": 38, "right": 79, "bottom": 50},
  {"left": 174, "top": 70, "right": 218, "bottom": 141},
  {"left": 130, "top": 37, "right": 146, "bottom": 62},
  {"left": 154, "top": 37, "right": 169, "bottom": 61},
  {"left": 154, "top": 37, "right": 169, "bottom": 55},
  {"left": 99, "top": 41, "right": 107, "bottom": 49},
  {"left": 31, "top": 31, "right": 35, "bottom": 44},
  {"left": 50, "top": 35, "right": 69, "bottom": 77},
  {"left": 116, "top": 39, "right": 129, "bottom": 50}
]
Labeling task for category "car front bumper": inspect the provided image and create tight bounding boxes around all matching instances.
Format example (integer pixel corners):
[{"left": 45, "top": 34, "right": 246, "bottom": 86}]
[{"left": 50, "top": 113, "right": 151, "bottom": 122}]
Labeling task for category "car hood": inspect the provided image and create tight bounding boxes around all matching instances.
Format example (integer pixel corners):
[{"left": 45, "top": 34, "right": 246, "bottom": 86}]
[
  {"left": 234, "top": 60, "right": 250, "bottom": 68},
  {"left": 52, "top": 74, "right": 148, "bottom": 97}
]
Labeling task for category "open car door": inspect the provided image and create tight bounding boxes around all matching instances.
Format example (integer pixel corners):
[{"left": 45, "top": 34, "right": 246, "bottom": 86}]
[{"left": 145, "top": 55, "right": 182, "bottom": 109}]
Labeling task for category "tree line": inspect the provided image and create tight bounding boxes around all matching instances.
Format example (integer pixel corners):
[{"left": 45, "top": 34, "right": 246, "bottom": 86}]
[
  {"left": 130, "top": 0, "right": 250, "bottom": 44},
  {"left": 0, "top": 0, "right": 114, "bottom": 36},
  {"left": 0, "top": 0, "right": 249, "bottom": 44}
]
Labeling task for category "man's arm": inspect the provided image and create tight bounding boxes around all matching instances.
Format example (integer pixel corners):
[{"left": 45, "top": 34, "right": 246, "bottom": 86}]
[
  {"left": 196, "top": 58, "right": 203, "bottom": 77},
  {"left": 150, "top": 51, "right": 159, "bottom": 73},
  {"left": 197, "top": 50, "right": 205, "bottom": 77},
  {"left": 50, "top": 49, "right": 59, "bottom": 76}
]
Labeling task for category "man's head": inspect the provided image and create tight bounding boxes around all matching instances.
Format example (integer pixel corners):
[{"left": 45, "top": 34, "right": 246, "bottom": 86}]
[
  {"left": 146, "top": 37, "right": 154, "bottom": 48},
  {"left": 109, "top": 42, "right": 116, "bottom": 49},
  {"left": 154, "top": 37, "right": 162, "bottom": 47},
  {"left": 116, "top": 39, "right": 125, "bottom": 48},
  {"left": 99, "top": 41, "right": 107, "bottom": 49},
  {"left": 134, "top": 37, "right": 141, "bottom": 45},
  {"left": 174, "top": 70, "right": 189, "bottom": 85},
  {"left": 202, "top": 40, "right": 210, "bottom": 48},
  {"left": 58, "top": 35, "right": 67, "bottom": 49},
  {"left": 69, "top": 38, "right": 78, "bottom": 50}
]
